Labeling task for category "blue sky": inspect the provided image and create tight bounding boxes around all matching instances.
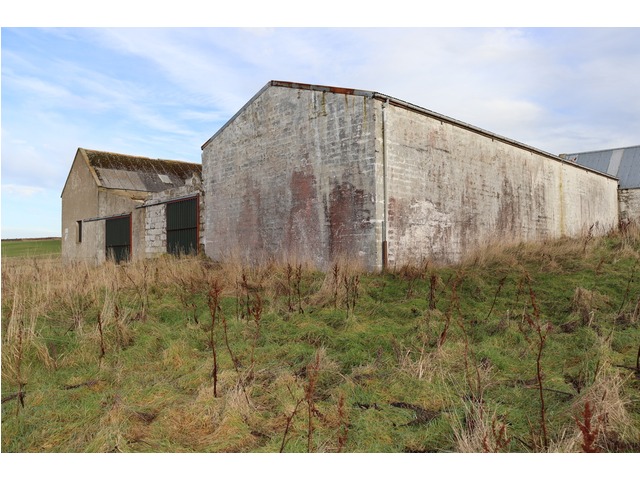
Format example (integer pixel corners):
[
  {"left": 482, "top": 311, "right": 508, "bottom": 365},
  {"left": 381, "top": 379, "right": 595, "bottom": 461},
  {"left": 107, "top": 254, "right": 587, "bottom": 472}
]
[{"left": 2, "top": 25, "right": 640, "bottom": 238}]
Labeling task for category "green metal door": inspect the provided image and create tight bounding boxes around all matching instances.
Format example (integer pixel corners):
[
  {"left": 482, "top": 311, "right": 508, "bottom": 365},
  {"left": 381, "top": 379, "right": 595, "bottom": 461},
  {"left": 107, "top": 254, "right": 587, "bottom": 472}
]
[
  {"left": 105, "top": 215, "right": 131, "bottom": 263},
  {"left": 166, "top": 197, "right": 198, "bottom": 256}
]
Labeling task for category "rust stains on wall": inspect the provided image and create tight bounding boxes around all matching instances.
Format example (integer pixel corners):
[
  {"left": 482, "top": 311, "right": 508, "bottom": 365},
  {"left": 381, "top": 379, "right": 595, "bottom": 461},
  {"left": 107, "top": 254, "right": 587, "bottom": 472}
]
[
  {"left": 326, "top": 181, "right": 370, "bottom": 259},
  {"left": 287, "top": 169, "right": 322, "bottom": 259}
]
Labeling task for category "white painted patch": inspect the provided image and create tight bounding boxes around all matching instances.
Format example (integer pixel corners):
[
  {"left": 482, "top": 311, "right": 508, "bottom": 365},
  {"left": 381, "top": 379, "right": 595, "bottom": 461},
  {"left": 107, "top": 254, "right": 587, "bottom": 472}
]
[{"left": 397, "top": 200, "right": 454, "bottom": 262}]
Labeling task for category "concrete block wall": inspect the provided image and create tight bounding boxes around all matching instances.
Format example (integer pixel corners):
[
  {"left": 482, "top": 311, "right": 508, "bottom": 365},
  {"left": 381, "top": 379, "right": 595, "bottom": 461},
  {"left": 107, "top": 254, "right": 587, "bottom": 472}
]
[
  {"left": 62, "top": 151, "right": 100, "bottom": 263},
  {"left": 97, "top": 189, "right": 145, "bottom": 263},
  {"left": 382, "top": 102, "right": 620, "bottom": 266},
  {"left": 619, "top": 189, "right": 640, "bottom": 225},
  {"left": 144, "top": 203, "right": 167, "bottom": 255},
  {"left": 201, "top": 82, "right": 620, "bottom": 270},
  {"left": 143, "top": 177, "right": 204, "bottom": 257},
  {"left": 202, "top": 85, "right": 378, "bottom": 268}
]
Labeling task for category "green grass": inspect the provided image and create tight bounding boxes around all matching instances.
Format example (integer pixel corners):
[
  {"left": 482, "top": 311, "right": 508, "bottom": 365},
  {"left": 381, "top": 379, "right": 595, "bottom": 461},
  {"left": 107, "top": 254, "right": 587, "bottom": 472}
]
[
  {"left": 2, "top": 230, "right": 640, "bottom": 453},
  {"left": 1, "top": 238, "right": 61, "bottom": 258}
]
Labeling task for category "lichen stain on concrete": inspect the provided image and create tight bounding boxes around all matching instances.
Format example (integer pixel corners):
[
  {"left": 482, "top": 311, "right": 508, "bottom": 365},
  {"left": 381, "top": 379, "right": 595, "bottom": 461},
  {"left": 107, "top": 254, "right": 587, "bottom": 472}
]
[
  {"left": 287, "top": 169, "right": 322, "bottom": 259},
  {"left": 326, "top": 181, "right": 370, "bottom": 259},
  {"left": 496, "top": 178, "right": 517, "bottom": 233}
]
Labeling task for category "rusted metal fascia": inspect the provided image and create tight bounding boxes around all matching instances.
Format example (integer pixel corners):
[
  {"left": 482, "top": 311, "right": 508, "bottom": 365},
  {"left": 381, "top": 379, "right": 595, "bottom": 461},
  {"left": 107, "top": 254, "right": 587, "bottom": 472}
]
[
  {"left": 136, "top": 193, "right": 201, "bottom": 209},
  {"left": 82, "top": 213, "right": 131, "bottom": 223},
  {"left": 269, "top": 80, "right": 375, "bottom": 99}
]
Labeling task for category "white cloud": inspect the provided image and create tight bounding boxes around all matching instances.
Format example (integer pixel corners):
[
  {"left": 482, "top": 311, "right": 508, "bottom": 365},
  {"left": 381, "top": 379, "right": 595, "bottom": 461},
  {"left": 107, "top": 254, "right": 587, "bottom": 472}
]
[{"left": 1, "top": 184, "right": 46, "bottom": 197}]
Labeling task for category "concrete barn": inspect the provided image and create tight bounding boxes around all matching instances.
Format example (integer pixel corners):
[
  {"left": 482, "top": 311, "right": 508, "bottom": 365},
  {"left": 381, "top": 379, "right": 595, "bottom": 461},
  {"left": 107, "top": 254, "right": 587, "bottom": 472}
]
[
  {"left": 61, "top": 148, "right": 203, "bottom": 264},
  {"left": 561, "top": 145, "right": 640, "bottom": 226},
  {"left": 201, "top": 80, "right": 620, "bottom": 270}
]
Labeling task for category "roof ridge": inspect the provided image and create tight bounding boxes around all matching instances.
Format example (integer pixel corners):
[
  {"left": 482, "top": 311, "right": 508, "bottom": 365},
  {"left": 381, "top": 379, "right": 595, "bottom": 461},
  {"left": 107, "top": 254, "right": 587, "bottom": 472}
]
[{"left": 81, "top": 147, "right": 201, "bottom": 166}]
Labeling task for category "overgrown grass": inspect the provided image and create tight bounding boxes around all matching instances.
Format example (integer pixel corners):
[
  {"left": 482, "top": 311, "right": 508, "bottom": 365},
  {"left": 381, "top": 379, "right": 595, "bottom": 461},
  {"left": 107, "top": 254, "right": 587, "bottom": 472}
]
[{"left": 2, "top": 228, "right": 639, "bottom": 453}]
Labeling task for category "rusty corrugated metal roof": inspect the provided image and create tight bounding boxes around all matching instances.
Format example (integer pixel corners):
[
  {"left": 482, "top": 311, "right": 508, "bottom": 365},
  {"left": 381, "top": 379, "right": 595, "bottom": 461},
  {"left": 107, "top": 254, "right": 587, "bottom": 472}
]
[
  {"left": 561, "top": 145, "right": 640, "bottom": 189},
  {"left": 82, "top": 148, "right": 202, "bottom": 193}
]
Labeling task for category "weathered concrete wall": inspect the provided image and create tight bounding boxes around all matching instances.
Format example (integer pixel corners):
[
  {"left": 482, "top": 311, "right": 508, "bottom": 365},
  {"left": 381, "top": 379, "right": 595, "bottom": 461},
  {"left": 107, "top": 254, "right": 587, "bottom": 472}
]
[
  {"left": 62, "top": 151, "right": 101, "bottom": 263},
  {"left": 382, "top": 102, "right": 620, "bottom": 265},
  {"left": 619, "top": 188, "right": 640, "bottom": 225},
  {"left": 202, "top": 85, "right": 378, "bottom": 268},
  {"left": 96, "top": 189, "right": 145, "bottom": 263},
  {"left": 144, "top": 203, "right": 167, "bottom": 256},
  {"left": 143, "top": 176, "right": 204, "bottom": 256},
  {"left": 62, "top": 150, "right": 145, "bottom": 264},
  {"left": 201, "top": 83, "right": 620, "bottom": 270}
]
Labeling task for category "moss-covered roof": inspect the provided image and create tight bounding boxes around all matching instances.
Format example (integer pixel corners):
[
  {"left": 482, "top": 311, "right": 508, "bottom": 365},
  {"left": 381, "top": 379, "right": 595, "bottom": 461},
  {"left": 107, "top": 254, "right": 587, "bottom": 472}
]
[{"left": 81, "top": 148, "right": 202, "bottom": 193}]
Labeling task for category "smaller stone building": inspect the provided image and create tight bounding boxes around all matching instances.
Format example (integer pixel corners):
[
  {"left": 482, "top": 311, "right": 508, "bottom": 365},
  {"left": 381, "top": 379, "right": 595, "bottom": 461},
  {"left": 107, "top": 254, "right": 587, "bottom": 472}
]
[
  {"left": 61, "top": 148, "right": 203, "bottom": 264},
  {"left": 561, "top": 146, "right": 640, "bottom": 226}
]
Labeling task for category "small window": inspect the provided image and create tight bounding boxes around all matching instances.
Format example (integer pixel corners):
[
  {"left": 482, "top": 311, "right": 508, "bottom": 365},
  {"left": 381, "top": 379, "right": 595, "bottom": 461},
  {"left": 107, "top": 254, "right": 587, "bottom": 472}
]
[
  {"left": 77, "top": 220, "right": 83, "bottom": 243},
  {"left": 158, "top": 174, "right": 172, "bottom": 184}
]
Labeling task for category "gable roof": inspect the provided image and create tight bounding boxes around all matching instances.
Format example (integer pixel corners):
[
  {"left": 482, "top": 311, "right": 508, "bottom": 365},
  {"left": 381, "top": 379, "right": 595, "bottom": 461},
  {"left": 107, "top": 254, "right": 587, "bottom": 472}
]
[
  {"left": 560, "top": 145, "right": 640, "bottom": 189},
  {"left": 200, "top": 81, "right": 616, "bottom": 181},
  {"left": 62, "top": 148, "right": 202, "bottom": 197}
]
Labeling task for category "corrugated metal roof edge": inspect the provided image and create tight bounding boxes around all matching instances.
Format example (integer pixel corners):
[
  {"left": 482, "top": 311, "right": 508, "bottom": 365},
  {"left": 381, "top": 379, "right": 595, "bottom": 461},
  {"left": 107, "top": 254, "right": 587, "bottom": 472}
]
[
  {"left": 200, "top": 80, "right": 618, "bottom": 182},
  {"left": 560, "top": 145, "right": 640, "bottom": 157}
]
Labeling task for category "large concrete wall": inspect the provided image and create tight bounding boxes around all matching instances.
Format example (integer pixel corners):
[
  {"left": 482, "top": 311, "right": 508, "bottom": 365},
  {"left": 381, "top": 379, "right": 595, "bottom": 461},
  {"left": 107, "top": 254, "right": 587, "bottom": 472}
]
[
  {"left": 202, "top": 85, "right": 378, "bottom": 268},
  {"left": 382, "top": 102, "right": 620, "bottom": 265},
  {"left": 201, "top": 83, "right": 620, "bottom": 270},
  {"left": 619, "top": 188, "right": 640, "bottom": 225}
]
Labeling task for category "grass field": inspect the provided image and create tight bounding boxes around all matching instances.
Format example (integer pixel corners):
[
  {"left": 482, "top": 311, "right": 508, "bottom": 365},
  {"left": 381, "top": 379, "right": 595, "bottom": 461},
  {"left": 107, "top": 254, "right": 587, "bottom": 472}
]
[
  {"left": 1, "top": 229, "right": 639, "bottom": 453},
  {"left": 1, "top": 238, "right": 61, "bottom": 258}
]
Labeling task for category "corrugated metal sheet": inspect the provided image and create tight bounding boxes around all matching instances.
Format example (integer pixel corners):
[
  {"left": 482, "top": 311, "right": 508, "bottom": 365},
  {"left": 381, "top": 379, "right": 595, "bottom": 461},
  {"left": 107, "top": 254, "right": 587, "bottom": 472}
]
[
  {"left": 105, "top": 215, "right": 131, "bottom": 263},
  {"left": 83, "top": 148, "right": 202, "bottom": 193},
  {"left": 562, "top": 145, "right": 640, "bottom": 189},
  {"left": 166, "top": 197, "right": 198, "bottom": 255}
]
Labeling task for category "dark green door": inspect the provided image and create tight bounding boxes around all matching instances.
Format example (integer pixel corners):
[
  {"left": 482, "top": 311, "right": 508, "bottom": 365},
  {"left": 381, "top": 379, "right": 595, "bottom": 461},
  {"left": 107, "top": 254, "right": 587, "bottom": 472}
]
[
  {"left": 105, "top": 215, "right": 131, "bottom": 263},
  {"left": 166, "top": 197, "right": 198, "bottom": 256}
]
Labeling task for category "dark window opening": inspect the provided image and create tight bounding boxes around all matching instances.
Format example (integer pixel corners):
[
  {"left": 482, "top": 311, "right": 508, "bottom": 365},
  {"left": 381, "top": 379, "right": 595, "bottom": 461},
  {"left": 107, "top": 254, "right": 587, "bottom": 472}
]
[
  {"left": 166, "top": 197, "right": 198, "bottom": 256},
  {"left": 105, "top": 215, "right": 131, "bottom": 263},
  {"left": 77, "top": 220, "right": 83, "bottom": 243}
]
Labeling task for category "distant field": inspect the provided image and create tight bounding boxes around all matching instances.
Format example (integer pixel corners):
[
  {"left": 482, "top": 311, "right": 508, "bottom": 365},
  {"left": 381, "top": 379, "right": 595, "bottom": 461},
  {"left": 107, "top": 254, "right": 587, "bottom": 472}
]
[{"left": 1, "top": 238, "right": 61, "bottom": 258}]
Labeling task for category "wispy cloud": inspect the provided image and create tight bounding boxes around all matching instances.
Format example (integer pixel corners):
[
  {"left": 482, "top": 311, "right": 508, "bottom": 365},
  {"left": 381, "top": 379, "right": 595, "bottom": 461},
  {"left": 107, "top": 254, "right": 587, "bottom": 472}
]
[{"left": 1, "top": 184, "right": 46, "bottom": 197}]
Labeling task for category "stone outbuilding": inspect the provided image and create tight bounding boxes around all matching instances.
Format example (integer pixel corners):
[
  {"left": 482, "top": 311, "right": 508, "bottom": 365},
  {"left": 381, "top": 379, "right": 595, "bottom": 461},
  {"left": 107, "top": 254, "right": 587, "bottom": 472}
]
[
  {"left": 61, "top": 148, "right": 203, "bottom": 264},
  {"left": 201, "top": 80, "right": 620, "bottom": 270},
  {"left": 561, "top": 145, "right": 640, "bottom": 227}
]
